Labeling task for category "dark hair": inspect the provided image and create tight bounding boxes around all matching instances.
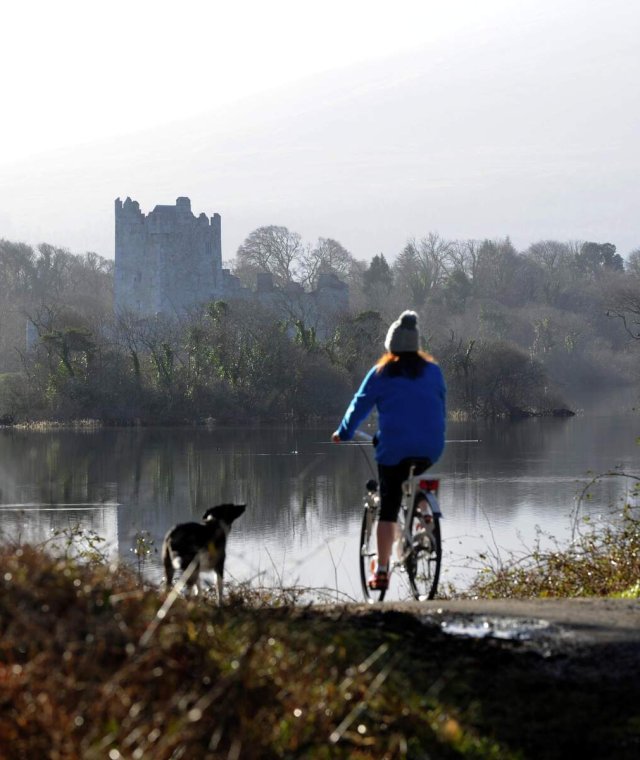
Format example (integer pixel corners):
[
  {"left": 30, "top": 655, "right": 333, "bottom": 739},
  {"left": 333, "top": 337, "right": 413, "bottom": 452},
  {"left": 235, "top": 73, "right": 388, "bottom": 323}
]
[{"left": 375, "top": 350, "right": 435, "bottom": 378}]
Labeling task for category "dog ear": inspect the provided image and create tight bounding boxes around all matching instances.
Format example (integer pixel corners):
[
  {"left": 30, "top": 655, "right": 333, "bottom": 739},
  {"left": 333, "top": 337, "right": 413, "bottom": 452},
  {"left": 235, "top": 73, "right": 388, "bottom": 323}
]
[{"left": 203, "top": 504, "right": 246, "bottom": 524}]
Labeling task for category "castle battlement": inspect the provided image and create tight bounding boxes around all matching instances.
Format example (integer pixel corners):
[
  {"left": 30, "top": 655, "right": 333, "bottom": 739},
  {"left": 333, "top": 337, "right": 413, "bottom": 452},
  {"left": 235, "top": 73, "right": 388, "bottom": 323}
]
[
  {"left": 115, "top": 197, "right": 144, "bottom": 222},
  {"left": 115, "top": 196, "right": 223, "bottom": 315}
]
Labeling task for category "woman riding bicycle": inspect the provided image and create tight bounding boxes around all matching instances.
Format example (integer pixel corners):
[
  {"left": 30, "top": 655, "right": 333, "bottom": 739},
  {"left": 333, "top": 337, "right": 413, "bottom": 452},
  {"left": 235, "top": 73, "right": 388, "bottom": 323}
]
[{"left": 331, "top": 310, "right": 446, "bottom": 590}]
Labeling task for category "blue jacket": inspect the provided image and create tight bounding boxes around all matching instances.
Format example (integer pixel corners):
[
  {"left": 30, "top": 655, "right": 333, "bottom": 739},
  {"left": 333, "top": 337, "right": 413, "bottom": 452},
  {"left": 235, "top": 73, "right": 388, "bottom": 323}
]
[{"left": 337, "top": 361, "right": 446, "bottom": 466}]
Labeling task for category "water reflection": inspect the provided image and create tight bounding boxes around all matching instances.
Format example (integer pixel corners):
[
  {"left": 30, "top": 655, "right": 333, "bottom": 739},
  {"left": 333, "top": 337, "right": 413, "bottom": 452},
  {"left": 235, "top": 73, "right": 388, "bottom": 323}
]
[{"left": 0, "top": 412, "right": 637, "bottom": 598}]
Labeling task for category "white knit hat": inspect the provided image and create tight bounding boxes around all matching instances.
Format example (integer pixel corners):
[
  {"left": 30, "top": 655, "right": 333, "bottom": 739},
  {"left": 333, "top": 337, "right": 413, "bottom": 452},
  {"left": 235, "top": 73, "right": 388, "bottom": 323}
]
[{"left": 384, "top": 310, "right": 420, "bottom": 353}]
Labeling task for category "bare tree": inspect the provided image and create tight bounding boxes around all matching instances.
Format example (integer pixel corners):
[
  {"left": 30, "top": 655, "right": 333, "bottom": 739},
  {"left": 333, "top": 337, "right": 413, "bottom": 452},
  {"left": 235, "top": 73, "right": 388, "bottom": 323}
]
[
  {"left": 234, "top": 227, "right": 355, "bottom": 294},
  {"left": 525, "top": 240, "right": 576, "bottom": 305},
  {"left": 235, "top": 226, "right": 306, "bottom": 288},
  {"left": 112, "top": 310, "right": 149, "bottom": 385},
  {"left": 301, "top": 237, "right": 355, "bottom": 289},
  {"left": 447, "top": 239, "right": 481, "bottom": 282},
  {"left": 626, "top": 249, "right": 640, "bottom": 276},
  {"left": 393, "top": 232, "right": 452, "bottom": 307},
  {"left": 527, "top": 240, "right": 570, "bottom": 272},
  {"left": 0, "top": 240, "right": 35, "bottom": 298},
  {"left": 604, "top": 273, "right": 640, "bottom": 340}
]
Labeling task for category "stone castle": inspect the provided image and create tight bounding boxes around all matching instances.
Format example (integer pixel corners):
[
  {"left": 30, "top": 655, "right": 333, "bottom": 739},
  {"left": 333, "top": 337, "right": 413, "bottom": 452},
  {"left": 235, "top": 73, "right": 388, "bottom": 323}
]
[{"left": 114, "top": 196, "right": 348, "bottom": 332}]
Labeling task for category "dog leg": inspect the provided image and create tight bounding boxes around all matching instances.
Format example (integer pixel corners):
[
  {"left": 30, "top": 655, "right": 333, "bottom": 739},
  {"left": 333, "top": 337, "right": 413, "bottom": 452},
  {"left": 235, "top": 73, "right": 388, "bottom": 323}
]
[
  {"left": 216, "top": 572, "right": 224, "bottom": 604},
  {"left": 162, "top": 540, "right": 174, "bottom": 589},
  {"left": 188, "top": 567, "right": 201, "bottom": 597},
  {"left": 213, "top": 553, "right": 226, "bottom": 604}
]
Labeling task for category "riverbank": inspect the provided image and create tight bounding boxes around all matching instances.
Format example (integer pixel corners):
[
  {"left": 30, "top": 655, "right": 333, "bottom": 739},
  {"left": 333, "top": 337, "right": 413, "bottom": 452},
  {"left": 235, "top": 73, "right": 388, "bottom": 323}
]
[
  {"left": 1, "top": 545, "right": 640, "bottom": 759},
  {"left": 0, "top": 401, "right": 579, "bottom": 430}
]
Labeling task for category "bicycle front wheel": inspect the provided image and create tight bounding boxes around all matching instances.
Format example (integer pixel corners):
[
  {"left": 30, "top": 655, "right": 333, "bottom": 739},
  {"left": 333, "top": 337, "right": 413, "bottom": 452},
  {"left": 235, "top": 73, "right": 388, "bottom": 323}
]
[
  {"left": 359, "top": 505, "right": 386, "bottom": 603},
  {"left": 406, "top": 494, "right": 442, "bottom": 600}
]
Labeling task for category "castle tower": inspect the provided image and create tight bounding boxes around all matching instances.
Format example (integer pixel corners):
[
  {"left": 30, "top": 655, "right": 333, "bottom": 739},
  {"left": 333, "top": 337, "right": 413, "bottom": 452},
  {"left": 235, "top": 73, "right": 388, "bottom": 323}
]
[{"left": 115, "top": 196, "right": 223, "bottom": 316}]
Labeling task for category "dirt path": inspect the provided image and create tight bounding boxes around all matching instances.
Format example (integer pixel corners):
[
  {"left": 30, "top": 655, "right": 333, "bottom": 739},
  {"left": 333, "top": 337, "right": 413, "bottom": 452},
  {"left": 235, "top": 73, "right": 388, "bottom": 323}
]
[
  {"left": 377, "top": 597, "right": 640, "bottom": 647},
  {"left": 326, "top": 596, "right": 640, "bottom": 679},
  {"left": 316, "top": 596, "right": 640, "bottom": 757}
]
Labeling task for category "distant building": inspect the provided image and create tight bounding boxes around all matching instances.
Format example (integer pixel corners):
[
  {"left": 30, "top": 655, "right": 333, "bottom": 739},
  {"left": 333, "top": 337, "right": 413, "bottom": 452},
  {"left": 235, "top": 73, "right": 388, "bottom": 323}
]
[
  {"left": 114, "top": 196, "right": 348, "bottom": 336},
  {"left": 115, "top": 196, "right": 230, "bottom": 314}
]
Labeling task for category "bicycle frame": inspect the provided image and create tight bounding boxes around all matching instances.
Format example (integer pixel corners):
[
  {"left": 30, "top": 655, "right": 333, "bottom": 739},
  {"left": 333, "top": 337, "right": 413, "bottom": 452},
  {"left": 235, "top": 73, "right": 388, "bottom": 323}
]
[{"left": 390, "top": 468, "right": 442, "bottom": 571}]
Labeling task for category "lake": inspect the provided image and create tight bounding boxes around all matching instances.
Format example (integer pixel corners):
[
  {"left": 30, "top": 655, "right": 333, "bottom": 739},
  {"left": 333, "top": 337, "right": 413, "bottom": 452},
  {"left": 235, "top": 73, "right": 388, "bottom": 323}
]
[{"left": 0, "top": 405, "right": 638, "bottom": 601}]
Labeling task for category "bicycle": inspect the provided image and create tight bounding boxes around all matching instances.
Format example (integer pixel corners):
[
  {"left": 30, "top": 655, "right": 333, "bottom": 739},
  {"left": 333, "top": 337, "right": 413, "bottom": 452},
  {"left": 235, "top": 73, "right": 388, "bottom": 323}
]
[{"left": 359, "top": 465, "right": 443, "bottom": 603}]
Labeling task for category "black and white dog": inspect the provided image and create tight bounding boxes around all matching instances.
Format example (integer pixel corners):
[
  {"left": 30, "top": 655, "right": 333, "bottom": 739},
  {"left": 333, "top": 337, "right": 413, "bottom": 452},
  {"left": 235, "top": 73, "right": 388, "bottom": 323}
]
[{"left": 162, "top": 504, "right": 246, "bottom": 601}]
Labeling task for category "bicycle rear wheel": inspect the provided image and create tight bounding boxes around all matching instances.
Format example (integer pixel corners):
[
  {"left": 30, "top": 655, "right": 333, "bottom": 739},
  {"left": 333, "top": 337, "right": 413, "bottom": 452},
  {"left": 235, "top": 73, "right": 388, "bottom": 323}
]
[
  {"left": 406, "top": 493, "right": 442, "bottom": 600},
  {"left": 359, "top": 504, "right": 386, "bottom": 603}
]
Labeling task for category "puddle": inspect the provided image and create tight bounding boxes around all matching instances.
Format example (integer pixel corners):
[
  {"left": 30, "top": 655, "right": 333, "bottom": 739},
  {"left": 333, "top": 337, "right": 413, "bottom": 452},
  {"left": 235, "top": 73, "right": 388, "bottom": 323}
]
[{"left": 433, "top": 615, "right": 552, "bottom": 641}]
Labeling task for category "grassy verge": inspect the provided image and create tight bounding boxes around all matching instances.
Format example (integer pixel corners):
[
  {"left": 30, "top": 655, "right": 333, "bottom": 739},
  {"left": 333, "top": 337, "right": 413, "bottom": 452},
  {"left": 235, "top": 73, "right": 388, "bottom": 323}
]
[
  {"left": 0, "top": 544, "right": 511, "bottom": 759},
  {"left": 464, "top": 473, "right": 640, "bottom": 600},
  {"left": 2, "top": 543, "right": 640, "bottom": 759}
]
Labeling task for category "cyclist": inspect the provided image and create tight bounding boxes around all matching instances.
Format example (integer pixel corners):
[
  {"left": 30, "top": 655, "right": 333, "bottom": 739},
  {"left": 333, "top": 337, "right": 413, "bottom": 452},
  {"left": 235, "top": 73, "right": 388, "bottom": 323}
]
[{"left": 331, "top": 310, "right": 446, "bottom": 590}]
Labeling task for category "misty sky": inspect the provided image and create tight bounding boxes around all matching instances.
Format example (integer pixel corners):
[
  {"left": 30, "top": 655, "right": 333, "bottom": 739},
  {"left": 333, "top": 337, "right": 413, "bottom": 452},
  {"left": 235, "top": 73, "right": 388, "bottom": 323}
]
[{"left": 2, "top": 0, "right": 639, "bottom": 263}]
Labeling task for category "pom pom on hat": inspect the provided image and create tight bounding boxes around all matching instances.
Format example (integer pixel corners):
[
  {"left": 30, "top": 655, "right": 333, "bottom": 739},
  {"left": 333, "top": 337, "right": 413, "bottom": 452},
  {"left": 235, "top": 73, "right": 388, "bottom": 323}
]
[{"left": 385, "top": 310, "right": 420, "bottom": 353}]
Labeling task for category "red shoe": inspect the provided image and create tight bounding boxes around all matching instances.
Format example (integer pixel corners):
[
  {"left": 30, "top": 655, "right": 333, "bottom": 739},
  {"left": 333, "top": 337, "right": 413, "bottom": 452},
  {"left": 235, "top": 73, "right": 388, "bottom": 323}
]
[{"left": 368, "top": 570, "right": 389, "bottom": 590}]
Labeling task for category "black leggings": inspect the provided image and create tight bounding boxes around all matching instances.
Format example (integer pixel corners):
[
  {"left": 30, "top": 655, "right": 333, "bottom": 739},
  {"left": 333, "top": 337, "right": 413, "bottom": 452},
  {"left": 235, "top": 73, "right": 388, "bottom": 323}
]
[{"left": 378, "top": 458, "right": 431, "bottom": 522}]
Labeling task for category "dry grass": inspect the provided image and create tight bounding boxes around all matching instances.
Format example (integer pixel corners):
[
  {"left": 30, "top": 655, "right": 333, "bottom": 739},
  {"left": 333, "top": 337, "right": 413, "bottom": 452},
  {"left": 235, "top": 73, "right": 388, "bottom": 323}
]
[
  {"left": 466, "top": 475, "right": 640, "bottom": 600},
  {"left": 0, "top": 544, "right": 509, "bottom": 759}
]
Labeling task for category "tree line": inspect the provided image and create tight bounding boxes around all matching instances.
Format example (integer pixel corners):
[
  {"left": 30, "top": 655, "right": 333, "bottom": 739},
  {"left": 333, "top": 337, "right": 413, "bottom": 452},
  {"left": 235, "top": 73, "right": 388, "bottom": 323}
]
[{"left": 0, "top": 230, "right": 638, "bottom": 424}]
